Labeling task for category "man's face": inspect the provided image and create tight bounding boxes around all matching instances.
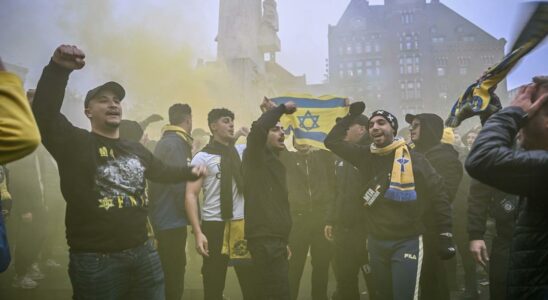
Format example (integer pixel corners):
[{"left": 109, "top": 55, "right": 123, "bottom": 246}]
[
  {"left": 266, "top": 122, "right": 286, "bottom": 151},
  {"left": 211, "top": 116, "right": 234, "bottom": 143},
  {"left": 466, "top": 132, "right": 478, "bottom": 147},
  {"left": 345, "top": 123, "right": 367, "bottom": 143},
  {"left": 85, "top": 89, "right": 122, "bottom": 129},
  {"left": 409, "top": 119, "right": 421, "bottom": 142},
  {"left": 369, "top": 116, "right": 394, "bottom": 147}
]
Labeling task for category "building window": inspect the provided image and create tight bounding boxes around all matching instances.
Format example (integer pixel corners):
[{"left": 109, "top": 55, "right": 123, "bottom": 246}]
[
  {"left": 401, "top": 80, "right": 422, "bottom": 100},
  {"left": 463, "top": 35, "right": 475, "bottom": 42},
  {"left": 401, "top": 12, "right": 414, "bottom": 24},
  {"left": 365, "top": 44, "right": 372, "bottom": 53},
  {"left": 357, "top": 68, "right": 363, "bottom": 77},
  {"left": 400, "top": 32, "right": 419, "bottom": 51},
  {"left": 356, "top": 43, "right": 363, "bottom": 54},
  {"left": 346, "top": 45, "right": 353, "bottom": 55},
  {"left": 399, "top": 54, "right": 420, "bottom": 75},
  {"left": 437, "top": 67, "right": 446, "bottom": 77},
  {"left": 459, "top": 67, "right": 467, "bottom": 75},
  {"left": 432, "top": 36, "right": 445, "bottom": 43}
]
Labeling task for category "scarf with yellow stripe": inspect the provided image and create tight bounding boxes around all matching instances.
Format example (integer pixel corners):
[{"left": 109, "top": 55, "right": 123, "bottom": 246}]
[
  {"left": 161, "top": 125, "right": 193, "bottom": 145},
  {"left": 371, "top": 138, "right": 417, "bottom": 202}
]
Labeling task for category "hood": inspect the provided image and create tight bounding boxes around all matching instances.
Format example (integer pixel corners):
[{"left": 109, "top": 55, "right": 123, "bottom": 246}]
[{"left": 406, "top": 113, "right": 444, "bottom": 153}]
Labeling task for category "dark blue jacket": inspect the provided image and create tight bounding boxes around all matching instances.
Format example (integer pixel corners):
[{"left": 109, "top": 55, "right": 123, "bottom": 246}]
[{"left": 148, "top": 131, "right": 192, "bottom": 231}]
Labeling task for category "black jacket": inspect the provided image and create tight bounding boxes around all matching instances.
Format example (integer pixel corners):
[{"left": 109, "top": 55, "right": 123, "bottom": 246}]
[
  {"left": 325, "top": 157, "right": 365, "bottom": 229},
  {"left": 243, "top": 105, "right": 292, "bottom": 241},
  {"left": 466, "top": 178, "right": 517, "bottom": 241},
  {"left": 465, "top": 106, "right": 548, "bottom": 299},
  {"left": 280, "top": 149, "right": 336, "bottom": 217},
  {"left": 325, "top": 115, "right": 452, "bottom": 240},
  {"left": 413, "top": 114, "right": 463, "bottom": 204}
]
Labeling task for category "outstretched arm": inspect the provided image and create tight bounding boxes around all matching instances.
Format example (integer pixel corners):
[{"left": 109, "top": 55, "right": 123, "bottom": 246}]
[{"left": 32, "top": 45, "right": 86, "bottom": 158}]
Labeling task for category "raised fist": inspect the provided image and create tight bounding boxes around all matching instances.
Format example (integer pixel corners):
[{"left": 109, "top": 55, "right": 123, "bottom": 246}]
[
  {"left": 52, "top": 44, "right": 86, "bottom": 70},
  {"left": 284, "top": 101, "right": 297, "bottom": 114},
  {"left": 260, "top": 97, "right": 276, "bottom": 112},
  {"left": 349, "top": 101, "right": 366, "bottom": 116}
]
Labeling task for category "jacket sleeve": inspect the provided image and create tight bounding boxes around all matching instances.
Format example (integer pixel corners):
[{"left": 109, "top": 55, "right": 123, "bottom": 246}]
[
  {"left": 440, "top": 155, "right": 463, "bottom": 203},
  {"left": 143, "top": 144, "right": 198, "bottom": 183},
  {"left": 420, "top": 155, "right": 453, "bottom": 234},
  {"left": 324, "top": 115, "right": 370, "bottom": 171},
  {"left": 245, "top": 105, "right": 286, "bottom": 162},
  {"left": 31, "top": 61, "right": 81, "bottom": 159},
  {"left": 0, "top": 71, "right": 41, "bottom": 164},
  {"left": 466, "top": 178, "right": 494, "bottom": 241},
  {"left": 152, "top": 136, "right": 189, "bottom": 209},
  {"left": 465, "top": 106, "right": 548, "bottom": 198}
]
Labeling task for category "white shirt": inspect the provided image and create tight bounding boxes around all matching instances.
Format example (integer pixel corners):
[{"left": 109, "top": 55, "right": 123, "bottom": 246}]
[{"left": 191, "top": 144, "right": 246, "bottom": 221}]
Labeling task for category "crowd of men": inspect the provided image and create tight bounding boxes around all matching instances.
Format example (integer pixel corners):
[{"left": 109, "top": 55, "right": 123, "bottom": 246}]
[{"left": 0, "top": 44, "right": 547, "bottom": 300}]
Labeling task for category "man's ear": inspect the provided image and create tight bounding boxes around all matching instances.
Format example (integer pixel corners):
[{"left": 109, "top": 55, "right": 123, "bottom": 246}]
[{"left": 84, "top": 108, "right": 92, "bottom": 118}]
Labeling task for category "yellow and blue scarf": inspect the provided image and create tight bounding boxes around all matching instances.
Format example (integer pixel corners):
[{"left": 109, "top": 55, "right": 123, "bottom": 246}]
[{"left": 371, "top": 138, "right": 416, "bottom": 202}]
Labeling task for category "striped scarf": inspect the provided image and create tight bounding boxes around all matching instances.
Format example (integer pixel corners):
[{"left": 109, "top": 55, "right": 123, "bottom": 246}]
[{"left": 371, "top": 138, "right": 417, "bottom": 202}]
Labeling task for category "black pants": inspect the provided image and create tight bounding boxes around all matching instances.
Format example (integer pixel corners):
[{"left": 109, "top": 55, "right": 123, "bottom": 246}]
[
  {"left": 14, "top": 209, "right": 46, "bottom": 276},
  {"left": 201, "top": 221, "right": 258, "bottom": 300},
  {"left": 420, "top": 231, "right": 450, "bottom": 300},
  {"left": 156, "top": 227, "right": 187, "bottom": 300},
  {"left": 288, "top": 213, "right": 333, "bottom": 300},
  {"left": 490, "top": 236, "right": 511, "bottom": 300},
  {"left": 248, "top": 237, "right": 290, "bottom": 300},
  {"left": 332, "top": 226, "right": 372, "bottom": 300}
]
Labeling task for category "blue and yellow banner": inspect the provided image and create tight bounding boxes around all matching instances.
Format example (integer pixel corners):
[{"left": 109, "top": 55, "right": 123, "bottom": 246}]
[
  {"left": 271, "top": 94, "right": 349, "bottom": 149},
  {"left": 446, "top": 2, "right": 548, "bottom": 128}
]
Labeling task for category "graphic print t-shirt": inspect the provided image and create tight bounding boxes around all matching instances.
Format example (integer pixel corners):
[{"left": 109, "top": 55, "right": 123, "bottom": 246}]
[{"left": 191, "top": 144, "right": 245, "bottom": 221}]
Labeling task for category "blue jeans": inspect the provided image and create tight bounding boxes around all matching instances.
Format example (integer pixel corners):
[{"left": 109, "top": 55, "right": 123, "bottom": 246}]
[
  {"left": 368, "top": 235, "right": 423, "bottom": 300},
  {"left": 69, "top": 240, "right": 165, "bottom": 300}
]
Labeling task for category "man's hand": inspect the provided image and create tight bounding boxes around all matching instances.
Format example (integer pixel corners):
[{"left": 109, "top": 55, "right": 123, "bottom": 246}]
[
  {"left": 195, "top": 232, "right": 209, "bottom": 257},
  {"left": 191, "top": 165, "right": 207, "bottom": 178},
  {"left": 510, "top": 84, "right": 548, "bottom": 118},
  {"left": 52, "top": 45, "right": 86, "bottom": 70},
  {"left": 284, "top": 101, "right": 297, "bottom": 114},
  {"left": 21, "top": 212, "right": 33, "bottom": 223},
  {"left": 469, "top": 239, "right": 489, "bottom": 267},
  {"left": 234, "top": 126, "right": 250, "bottom": 141},
  {"left": 260, "top": 97, "right": 277, "bottom": 112},
  {"left": 349, "top": 101, "right": 366, "bottom": 116},
  {"left": 324, "top": 225, "right": 334, "bottom": 242},
  {"left": 438, "top": 233, "right": 456, "bottom": 260},
  {"left": 0, "top": 57, "right": 5, "bottom": 71}
]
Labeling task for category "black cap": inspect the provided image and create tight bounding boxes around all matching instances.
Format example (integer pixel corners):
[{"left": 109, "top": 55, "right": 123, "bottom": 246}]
[
  {"left": 84, "top": 81, "right": 125, "bottom": 108},
  {"left": 350, "top": 114, "right": 369, "bottom": 126}
]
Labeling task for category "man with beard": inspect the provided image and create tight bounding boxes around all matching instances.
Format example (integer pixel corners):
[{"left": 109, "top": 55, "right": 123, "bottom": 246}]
[
  {"left": 242, "top": 98, "right": 296, "bottom": 300},
  {"left": 324, "top": 115, "right": 373, "bottom": 300},
  {"left": 406, "top": 113, "right": 463, "bottom": 300},
  {"left": 32, "top": 44, "right": 206, "bottom": 300},
  {"left": 465, "top": 77, "right": 548, "bottom": 299},
  {"left": 186, "top": 108, "right": 258, "bottom": 300},
  {"left": 325, "top": 102, "right": 455, "bottom": 300}
]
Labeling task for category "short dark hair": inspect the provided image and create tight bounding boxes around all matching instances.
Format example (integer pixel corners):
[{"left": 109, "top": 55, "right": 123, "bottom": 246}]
[
  {"left": 207, "top": 108, "right": 235, "bottom": 130},
  {"left": 169, "top": 103, "right": 192, "bottom": 125}
]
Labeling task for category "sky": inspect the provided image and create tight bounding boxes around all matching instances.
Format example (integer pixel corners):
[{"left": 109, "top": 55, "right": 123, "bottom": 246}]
[{"left": 1, "top": 0, "right": 546, "bottom": 94}]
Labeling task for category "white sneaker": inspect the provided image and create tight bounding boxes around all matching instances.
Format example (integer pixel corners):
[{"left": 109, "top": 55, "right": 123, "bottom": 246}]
[
  {"left": 27, "top": 263, "right": 45, "bottom": 280},
  {"left": 45, "top": 259, "right": 61, "bottom": 268},
  {"left": 12, "top": 275, "right": 38, "bottom": 289}
]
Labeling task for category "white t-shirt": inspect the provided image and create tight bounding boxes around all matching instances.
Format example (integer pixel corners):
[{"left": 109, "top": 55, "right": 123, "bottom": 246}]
[{"left": 191, "top": 144, "right": 246, "bottom": 221}]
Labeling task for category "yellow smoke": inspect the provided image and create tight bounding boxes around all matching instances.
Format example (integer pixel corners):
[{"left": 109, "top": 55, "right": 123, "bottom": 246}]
[{"left": 58, "top": 0, "right": 244, "bottom": 139}]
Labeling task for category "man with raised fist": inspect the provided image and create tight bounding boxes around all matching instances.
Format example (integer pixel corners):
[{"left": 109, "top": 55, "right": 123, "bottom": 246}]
[{"left": 32, "top": 45, "right": 206, "bottom": 300}]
